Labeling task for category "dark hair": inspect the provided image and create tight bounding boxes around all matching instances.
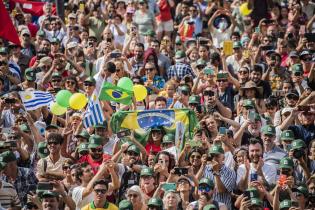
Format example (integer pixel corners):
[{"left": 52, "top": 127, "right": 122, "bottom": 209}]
[
  {"left": 151, "top": 39, "right": 160, "bottom": 46},
  {"left": 188, "top": 147, "right": 205, "bottom": 159},
  {"left": 231, "top": 31, "right": 241, "bottom": 39},
  {"left": 233, "top": 146, "right": 249, "bottom": 162},
  {"left": 105, "top": 61, "right": 116, "bottom": 73},
  {"left": 265, "top": 96, "right": 278, "bottom": 108},
  {"left": 93, "top": 179, "right": 109, "bottom": 189},
  {"left": 199, "top": 44, "right": 209, "bottom": 51},
  {"left": 252, "top": 64, "right": 263, "bottom": 74},
  {"left": 249, "top": 137, "right": 264, "bottom": 150},
  {"left": 47, "top": 133, "right": 63, "bottom": 144},
  {"left": 75, "top": 163, "right": 89, "bottom": 182},
  {"left": 135, "top": 43, "right": 144, "bottom": 50},
  {"left": 114, "top": 14, "right": 123, "bottom": 22},
  {"left": 155, "top": 96, "right": 167, "bottom": 105}
]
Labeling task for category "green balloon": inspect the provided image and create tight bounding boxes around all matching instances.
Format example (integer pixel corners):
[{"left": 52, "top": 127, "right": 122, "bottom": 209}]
[
  {"left": 56, "top": 90, "right": 72, "bottom": 107},
  {"left": 50, "top": 102, "right": 67, "bottom": 116},
  {"left": 117, "top": 77, "right": 133, "bottom": 91}
]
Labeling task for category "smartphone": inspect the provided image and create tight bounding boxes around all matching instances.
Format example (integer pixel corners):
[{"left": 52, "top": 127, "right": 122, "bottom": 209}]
[
  {"left": 110, "top": 52, "right": 121, "bottom": 58},
  {"left": 204, "top": 68, "right": 214, "bottom": 75},
  {"left": 174, "top": 167, "right": 188, "bottom": 175},
  {"left": 5, "top": 140, "right": 17, "bottom": 148},
  {"left": 261, "top": 45, "right": 274, "bottom": 51},
  {"left": 304, "top": 33, "right": 315, "bottom": 42},
  {"left": 255, "top": 27, "right": 260, "bottom": 33},
  {"left": 79, "top": 3, "right": 85, "bottom": 11},
  {"left": 279, "top": 31, "right": 285, "bottom": 39},
  {"left": 117, "top": 129, "right": 131, "bottom": 138},
  {"left": 250, "top": 172, "right": 258, "bottom": 181},
  {"left": 219, "top": 127, "right": 227, "bottom": 135},
  {"left": 248, "top": 110, "right": 256, "bottom": 122},
  {"left": 279, "top": 174, "right": 287, "bottom": 186},
  {"left": 162, "top": 183, "right": 177, "bottom": 191},
  {"left": 243, "top": 190, "right": 251, "bottom": 199},
  {"left": 223, "top": 40, "right": 233, "bottom": 56},
  {"left": 299, "top": 25, "right": 306, "bottom": 35},
  {"left": 37, "top": 182, "right": 53, "bottom": 191}
]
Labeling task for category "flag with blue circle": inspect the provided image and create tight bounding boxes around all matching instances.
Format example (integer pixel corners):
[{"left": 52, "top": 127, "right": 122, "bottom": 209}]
[{"left": 99, "top": 82, "right": 133, "bottom": 105}]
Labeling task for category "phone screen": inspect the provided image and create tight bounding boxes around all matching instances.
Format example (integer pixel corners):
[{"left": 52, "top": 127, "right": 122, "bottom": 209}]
[
  {"left": 162, "top": 183, "right": 177, "bottom": 191},
  {"left": 219, "top": 127, "right": 227, "bottom": 135},
  {"left": 117, "top": 130, "right": 131, "bottom": 138}
]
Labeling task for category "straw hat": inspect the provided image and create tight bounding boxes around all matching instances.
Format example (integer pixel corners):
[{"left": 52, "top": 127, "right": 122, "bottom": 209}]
[{"left": 239, "top": 81, "right": 263, "bottom": 97}]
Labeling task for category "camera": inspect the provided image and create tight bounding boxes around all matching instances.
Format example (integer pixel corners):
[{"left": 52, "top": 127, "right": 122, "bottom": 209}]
[
  {"left": 4, "top": 98, "right": 16, "bottom": 104},
  {"left": 293, "top": 149, "right": 305, "bottom": 159}
]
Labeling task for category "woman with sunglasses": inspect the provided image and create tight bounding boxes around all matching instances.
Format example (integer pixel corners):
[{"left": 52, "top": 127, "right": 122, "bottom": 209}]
[
  {"left": 145, "top": 126, "right": 165, "bottom": 154},
  {"left": 142, "top": 62, "right": 165, "bottom": 95},
  {"left": 61, "top": 159, "right": 78, "bottom": 191},
  {"left": 65, "top": 76, "right": 79, "bottom": 94}
]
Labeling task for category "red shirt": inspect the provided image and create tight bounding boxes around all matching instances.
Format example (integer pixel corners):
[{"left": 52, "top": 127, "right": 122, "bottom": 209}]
[
  {"left": 145, "top": 142, "right": 161, "bottom": 155},
  {"left": 156, "top": 0, "right": 172, "bottom": 22},
  {"left": 27, "top": 23, "right": 38, "bottom": 38},
  {"left": 79, "top": 154, "right": 111, "bottom": 174}
]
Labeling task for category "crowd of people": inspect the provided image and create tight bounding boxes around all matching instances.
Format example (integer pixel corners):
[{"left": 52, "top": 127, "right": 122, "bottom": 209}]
[{"left": 0, "top": 0, "right": 315, "bottom": 209}]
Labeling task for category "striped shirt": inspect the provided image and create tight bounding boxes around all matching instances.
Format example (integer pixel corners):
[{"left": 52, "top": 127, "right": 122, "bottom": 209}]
[
  {"left": 0, "top": 181, "right": 21, "bottom": 209},
  {"left": 203, "top": 164, "right": 236, "bottom": 210},
  {"left": 263, "top": 146, "right": 287, "bottom": 167}
]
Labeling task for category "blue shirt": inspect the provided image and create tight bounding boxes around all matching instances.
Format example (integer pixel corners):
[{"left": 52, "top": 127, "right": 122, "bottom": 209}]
[
  {"left": 288, "top": 124, "right": 315, "bottom": 146},
  {"left": 167, "top": 62, "right": 196, "bottom": 80},
  {"left": 141, "top": 75, "right": 165, "bottom": 95}
]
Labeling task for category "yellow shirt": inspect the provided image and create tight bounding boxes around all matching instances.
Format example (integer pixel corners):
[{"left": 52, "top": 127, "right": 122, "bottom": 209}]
[{"left": 81, "top": 201, "right": 118, "bottom": 210}]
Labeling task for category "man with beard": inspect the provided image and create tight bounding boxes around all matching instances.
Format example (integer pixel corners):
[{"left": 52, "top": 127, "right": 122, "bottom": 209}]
[
  {"left": 234, "top": 112, "right": 263, "bottom": 146},
  {"left": 81, "top": 179, "right": 118, "bottom": 210},
  {"left": 237, "top": 138, "right": 277, "bottom": 191},
  {"left": 79, "top": 135, "right": 111, "bottom": 174},
  {"left": 129, "top": 43, "right": 145, "bottom": 76},
  {"left": 187, "top": 178, "right": 228, "bottom": 210},
  {"left": 274, "top": 90, "right": 299, "bottom": 126},
  {"left": 19, "top": 29, "right": 36, "bottom": 58},
  {"left": 36, "top": 133, "right": 66, "bottom": 181},
  {"left": 72, "top": 161, "right": 119, "bottom": 210},
  {"left": 250, "top": 64, "right": 272, "bottom": 99},
  {"left": 93, "top": 122, "right": 115, "bottom": 156},
  {"left": 261, "top": 125, "right": 287, "bottom": 166}
]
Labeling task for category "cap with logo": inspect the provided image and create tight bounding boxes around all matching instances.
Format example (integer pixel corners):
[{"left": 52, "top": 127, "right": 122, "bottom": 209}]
[
  {"left": 144, "top": 29, "right": 155, "bottom": 37},
  {"left": 250, "top": 198, "right": 263, "bottom": 207},
  {"left": 233, "top": 41, "right": 242, "bottom": 49},
  {"left": 151, "top": 126, "right": 163, "bottom": 132},
  {"left": 88, "top": 135, "right": 103, "bottom": 149},
  {"left": 189, "top": 95, "right": 201, "bottom": 104},
  {"left": 196, "top": 59, "right": 206, "bottom": 67},
  {"left": 119, "top": 199, "right": 133, "bottom": 210},
  {"left": 246, "top": 187, "right": 259, "bottom": 198},
  {"left": 94, "top": 121, "right": 108, "bottom": 129},
  {"left": 261, "top": 125, "right": 276, "bottom": 136},
  {"left": 291, "top": 139, "right": 306, "bottom": 150},
  {"left": 293, "top": 185, "right": 309, "bottom": 197},
  {"left": 162, "top": 133, "right": 175, "bottom": 144},
  {"left": 279, "top": 199, "right": 292, "bottom": 209},
  {"left": 51, "top": 37, "right": 60, "bottom": 44},
  {"left": 216, "top": 72, "right": 228, "bottom": 79},
  {"left": 175, "top": 50, "right": 186, "bottom": 59},
  {"left": 279, "top": 157, "right": 294, "bottom": 169},
  {"left": 242, "top": 99, "right": 255, "bottom": 109},
  {"left": 41, "top": 190, "right": 59, "bottom": 198},
  {"left": 78, "top": 143, "right": 89, "bottom": 153},
  {"left": 0, "top": 151, "right": 16, "bottom": 164},
  {"left": 127, "top": 144, "right": 140, "bottom": 154},
  {"left": 36, "top": 30, "right": 46, "bottom": 37},
  {"left": 147, "top": 197, "right": 163, "bottom": 207},
  {"left": 199, "top": 177, "right": 214, "bottom": 188},
  {"left": 203, "top": 204, "right": 218, "bottom": 210},
  {"left": 24, "top": 68, "right": 36, "bottom": 81},
  {"left": 291, "top": 64, "right": 303, "bottom": 73},
  {"left": 280, "top": 130, "right": 295, "bottom": 141},
  {"left": 75, "top": 130, "right": 90, "bottom": 140},
  {"left": 209, "top": 145, "right": 224, "bottom": 155},
  {"left": 52, "top": 72, "right": 62, "bottom": 79},
  {"left": 84, "top": 76, "right": 96, "bottom": 85},
  {"left": 140, "top": 167, "right": 154, "bottom": 177},
  {"left": 38, "top": 142, "right": 49, "bottom": 158}
]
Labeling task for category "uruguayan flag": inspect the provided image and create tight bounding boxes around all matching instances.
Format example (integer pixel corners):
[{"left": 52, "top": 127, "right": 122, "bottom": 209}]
[
  {"left": 83, "top": 93, "right": 105, "bottom": 128},
  {"left": 19, "top": 91, "right": 54, "bottom": 111}
]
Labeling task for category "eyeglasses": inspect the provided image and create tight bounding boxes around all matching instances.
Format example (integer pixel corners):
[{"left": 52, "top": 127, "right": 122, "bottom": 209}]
[
  {"left": 127, "top": 193, "right": 138, "bottom": 198},
  {"left": 145, "top": 68, "right": 155, "bottom": 72},
  {"left": 94, "top": 189, "right": 107, "bottom": 194},
  {"left": 52, "top": 79, "right": 61, "bottom": 83},
  {"left": 47, "top": 141, "right": 59, "bottom": 145},
  {"left": 190, "top": 155, "right": 201, "bottom": 159},
  {"left": 198, "top": 185, "right": 211, "bottom": 192},
  {"left": 203, "top": 90, "right": 214, "bottom": 96},
  {"left": 217, "top": 79, "right": 227, "bottom": 83},
  {"left": 90, "top": 148, "right": 103, "bottom": 153},
  {"left": 66, "top": 81, "right": 75, "bottom": 85},
  {"left": 302, "top": 57, "right": 312, "bottom": 62}
]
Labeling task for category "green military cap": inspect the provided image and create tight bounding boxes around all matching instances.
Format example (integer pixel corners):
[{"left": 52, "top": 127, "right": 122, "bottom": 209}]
[
  {"left": 0, "top": 141, "right": 8, "bottom": 149},
  {"left": 246, "top": 187, "right": 259, "bottom": 198},
  {"left": 36, "top": 30, "right": 46, "bottom": 37},
  {"left": 41, "top": 190, "right": 59, "bottom": 198},
  {"left": 127, "top": 144, "right": 140, "bottom": 154},
  {"left": 199, "top": 178, "right": 214, "bottom": 188},
  {"left": 20, "top": 123, "right": 30, "bottom": 132},
  {"left": 144, "top": 29, "right": 155, "bottom": 37},
  {"left": 279, "top": 199, "right": 292, "bottom": 209},
  {"left": 280, "top": 130, "right": 295, "bottom": 141},
  {"left": 151, "top": 126, "right": 163, "bottom": 131},
  {"left": 51, "top": 37, "right": 60, "bottom": 44},
  {"left": 251, "top": 198, "right": 263, "bottom": 207},
  {"left": 291, "top": 139, "right": 306, "bottom": 150},
  {"left": 203, "top": 204, "right": 218, "bottom": 210},
  {"left": 196, "top": 59, "right": 206, "bottom": 67},
  {"left": 162, "top": 133, "right": 175, "bottom": 144},
  {"left": 0, "top": 162, "right": 6, "bottom": 171},
  {"left": 84, "top": 76, "right": 96, "bottom": 85},
  {"left": 261, "top": 125, "right": 276, "bottom": 136},
  {"left": 75, "top": 130, "right": 90, "bottom": 140},
  {"left": 0, "top": 151, "right": 16, "bottom": 164},
  {"left": 94, "top": 121, "right": 108, "bottom": 129},
  {"left": 24, "top": 68, "right": 36, "bottom": 81},
  {"left": 147, "top": 197, "right": 163, "bottom": 207},
  {"left": 279, "top": 157, "right": 294, "bottom": 169},
  {"left": 233, "top": 41, "right": 242, "bottom": 49},
  {"left": 291, "top": 64, "right": 303, "bottom": 73},
  {"left": 51, "top": 72, "right": 62, "bottom": 79},
  {"left": 0, "top": 47, "right": 8, "bottom": 54},
  {"left": 140, "top": 167, "right": 154, "bottom": 177},
  {"left": 38, "top": 142, "right": 49, "bottom": 158},
  {"left": 45, "top": 124, "right": 59, "bottom": 130},
  {"left": 216, "top": 72, "right": 228, "bottom": 79},
  {"left": 88, "top": 135, "right": 103, "bottom": 149},
  {"left": 175, "top": 50, "right": 186, "bottom": 59},
  {"left": 242, "top": 99, "right": 255, "bottom": 109},
  {"left": 179, "top": 85, "right": 190, "bottom": 92},
  {"left": 209, "top": 145, "right": 224, "bottom": 155},
  {"left": 78, "top": 143, "right": 89, "bottom": 153},
  {"left": 293, "top": 185, "right": 309, "bottom": 197},
  {"left": 175, "top": 37, "right": 182, "bottom": 45},
  {"left": 189, "top": 95, "right": 201, "bottom": 104},
  {"left": 119, "top": 199, "right": 133, "bottom": 210}
]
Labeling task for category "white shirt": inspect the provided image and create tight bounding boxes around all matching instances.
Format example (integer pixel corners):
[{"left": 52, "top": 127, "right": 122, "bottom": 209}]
[
  {"left": 103, "top": 136, "right": 118, "bottom": 155},
  {"left": 72, "top": 186, "right": 93, "bottom": 210},
  {"left": 109, "top": 23, "right": 127, "bottom": 46},
  {"left": 236, "top": 162, "right": 277, "bottom": 186}
]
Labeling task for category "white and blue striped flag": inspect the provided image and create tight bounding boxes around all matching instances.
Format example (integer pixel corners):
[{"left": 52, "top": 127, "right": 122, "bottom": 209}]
[
  {"left": 19, "top": 91, "right": 54, "bottom": 111},
  {"left": 83, "top": 92, "right": 105, "bottom": 128}
]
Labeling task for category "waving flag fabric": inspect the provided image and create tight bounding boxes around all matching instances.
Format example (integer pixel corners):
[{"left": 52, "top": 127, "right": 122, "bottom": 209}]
[
  {"left": 19, "top": 91, "right": 54, "bottom": 110},
  {"left": 110, "top": 109, "right": 198, "bottom": 139},
  {"left": 83, "top": 93, "right": 105, "bottom": 128},
  {"left": 99, "top": 82, "right": 133, "bottom": 105}
]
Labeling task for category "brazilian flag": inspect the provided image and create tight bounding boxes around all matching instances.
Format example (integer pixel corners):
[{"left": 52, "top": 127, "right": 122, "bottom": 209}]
[
  {"left": 99, "top": 82, "right": 133, "bottom": 105},
  {"left": 110, "top": 109, "right": 198, "bottom": 145}
]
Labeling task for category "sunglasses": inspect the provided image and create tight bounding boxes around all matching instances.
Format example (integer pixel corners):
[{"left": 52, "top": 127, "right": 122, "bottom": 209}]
[
  {"left": 145, "top": 68, "right": 155, "bottom": 72},
  {"left": 217, "top": 79, "right": 227, "bottom": 83},
  {"left": 203, "top": 90, "right": 214, "bottom": 96},
  {"left": 66, "top": 81, "right": 75, "bottom": 85},
  {"left": 239, "top": 71, "right": 248, "bottom": 74},
  {"left": 94, "top": 189, "right": 107, "bottom": 194},
  {"left": 62, "top": 165, "right": 70, "bottom": 170},
  {"left": 198, "top": 186, "right": 211, "bottom": 192},
  {"left": 84, "top": 82, "right": 94, "bottom": 86},
  {"left": 127, "top": 194, "right": 138, "bottom": 198},
  {"left": 52, "top": 79, "right": 61, "bottom": 83},
  {"left": 47, "top": 141, "right": 59, "bottom": 145},
  {"left": 90, "top": 148, "right": 103, "bottom": 153}
]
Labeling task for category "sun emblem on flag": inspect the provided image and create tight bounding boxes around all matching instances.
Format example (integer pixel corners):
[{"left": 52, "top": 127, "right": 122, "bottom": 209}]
[{"left": 24, "top": 95, "right": 32, "bottom": 100}]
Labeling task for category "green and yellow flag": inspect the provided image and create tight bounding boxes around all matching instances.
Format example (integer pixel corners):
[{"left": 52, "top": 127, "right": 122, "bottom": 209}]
[{"left": 99, "top": 82, "right": 133, "bottom": 105}]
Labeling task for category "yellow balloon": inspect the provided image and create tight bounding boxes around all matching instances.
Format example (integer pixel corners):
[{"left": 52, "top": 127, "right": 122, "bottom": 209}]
[
  {"left": 239, "top": 2, "right": 252, "bottom": 16},
  {"left": 133, "top": 85, "right": 147, "bottom": 102},
  {"left": 69, "top": 93, "right": 88, "bottom": 110}
]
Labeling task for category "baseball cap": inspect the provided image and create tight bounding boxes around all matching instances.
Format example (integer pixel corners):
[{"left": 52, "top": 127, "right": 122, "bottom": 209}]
[
  {"left": 233, "top": 41, "right": 242, "bottom": 49},
  {"left": 144, "top": 29, "right": 155, "bottom": 37},
  {"left": 291, "top": 64, "right": 303, "bottom": 73},
  {"left": 75, "top": 130, "right": 90, "bottom": 140},
  {"left": 94, "top": 121, "right": 108, "bottom": 129},
  {"left": 216, "top": 72, "right": 228, "bottom": 79},
  {"left": 45, "top": 124, "right": 59, "bottom": 130},
  {"left": 177, "top": 176, "right": 194, "bottom": 186},
  {"left": 140, "top": 167, "right": 154, "bottom": 177},
  {"left": 199, "top": 178, "right": 214, "bottom": 188},
  {"left": 280, "top": 130, "right": 295, "bottom": 141},
  {"left": 289, "top": 51, "right": 298, "bottom": 58},
  {"left": 279, "top": 157, "right": 294, "bottom": 169},
  {"left": 196, "top": 59, "right": 206, "bottom": 67},
  {"left": 21, "top": 29, "right": 31, "bottom": 36},
  {"left": 246, "top": 187, "right": 259, "bottom": 198},
  {"left": 188, "top": 95, "right": 201, "bottom": 104},
  {"left": 24, "top": 68, "right": 36, "bottom": 81},
  {"left": 41, "top": 190, "right": 59, "bottom": 199},
  {"left": 51, "top": 72, "right": 62, "bottom": 79},
  {"left": 242, "top": 99, "right": 255, "bottom": 109},
  {"left": 88, "top": 135, "right": 103, "bottom": 149},
  {"left": 78, "top": 143, "right": 89, "bottom": 153},
  {"left": 20, "top": 123, "right": 31, "bottom": 132},
  {"left": 162, "top": 133, "right": 175, "bottom": 144},
  {"left": 127, "top": 144, "right": 140, "bottom": 154},
  {"left": 0, "top": 47, "right": 8, "bottom": 54},
  {"left": 36, "top": 30, "right": 46, "bottom": 37},
  {"left": 279, "top": 199, "right": 291, "bottom": 209},
  {"left": 68, "top": 13, "right": 77, "bottom": 19},
  {"left": 291, "top": 139, "right": 306, "bottom": 150},
  {"left": 38, "top": 142, "right": 49, "bottom": 158},
  {"left": 119, "top": 199, "right": 133, "bottom": 210},
  {"left": 261, "top": 125, "right": 276, "bottom": 136},
  {"left": 175, "top": 50, "right": 186, "bottom": 59},
  {"left": 285, "top": 90, "right": 299, "bottom": 98},
  {"left": 0, "top": 151, "right": 16, "bottom": 164},
  {"left": 147, "top": 197, "right": 163, "bottom": 207},
  {"left": 67, "top": 42, "right": 78, "bottom": 49},
  {"left": 293, "top": 185, "right": 309, "bottom": 197},
  {"left": 151, "top": 126, "right": 163, "bottom": 131},
  {"left": 84, "top": 76, "right": 96, "bottom": 85},
  {"left": 51, "top": 38, "right": 60, "bottom": 44},
  {"left": 209, "top": 145, "right": 224, "bottom": 154}
]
